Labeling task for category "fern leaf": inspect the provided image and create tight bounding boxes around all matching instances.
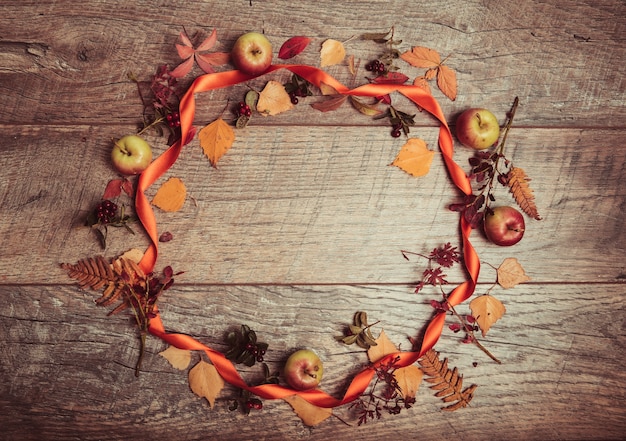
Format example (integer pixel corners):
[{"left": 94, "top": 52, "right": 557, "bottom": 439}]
[
  {"left": 418, "top": 349, "right": 477, "bottom": 411},
  {"left": 507, "top": 166, "right": 541, "bottom": 220}
]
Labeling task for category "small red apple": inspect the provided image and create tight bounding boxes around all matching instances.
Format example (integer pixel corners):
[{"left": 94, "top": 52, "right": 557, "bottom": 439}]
[
  {"left": 455, "top": 108, "right": 500, "bottom": 150},
  {"left": 231, "top": 32, "right": 273, "bottom": 76},
  {"left": 484, "top": 206, "right": 525, "bottom": 246},
  {"left": 111, "top": 134, "right": 152, "bottom": 175},
  {"left": 284, "top": 349, "right": 323, "bottom": 391}
]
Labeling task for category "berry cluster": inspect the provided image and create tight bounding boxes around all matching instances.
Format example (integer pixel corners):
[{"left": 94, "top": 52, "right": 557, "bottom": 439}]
[
  {"left": 236, "top": 102, "right": 252, "bottom": 117},
  {"left": 288, "top": 86, "right": 309, "bottom": 105},
  {"left": 245, "top": 342, "right": 267, "bottom": 363},
  {"left": 166, "top": 111, "right": 180, "bottom": 128},
  {"left": 390, "top": 122, "right": 403, "bottom": 138},
  {"left": 245, "top": 398, "right": 263, "bottom": 410},
  {"left": 95, "top": 200, "right": 118, "bottom": 224},
  {"left": 365, "top": 59, "right": 386, "bottom": 74}
]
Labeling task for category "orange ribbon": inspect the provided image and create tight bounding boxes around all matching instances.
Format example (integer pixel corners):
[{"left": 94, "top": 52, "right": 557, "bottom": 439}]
[{"left": 136, "top": 64, "right": 480, "bottom": 407}]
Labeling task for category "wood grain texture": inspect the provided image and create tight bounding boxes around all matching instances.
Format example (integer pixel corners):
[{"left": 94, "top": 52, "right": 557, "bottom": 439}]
[
  {"left": 1, "top": 284, "right": 624, "bottom": 441},
  {"left": 1, "top": 0, "right": 625, "bottom": 439}
]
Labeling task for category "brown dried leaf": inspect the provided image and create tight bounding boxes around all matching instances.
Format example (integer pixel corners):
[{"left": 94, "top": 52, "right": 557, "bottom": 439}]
[
  {"left": 437, "top": 65, "right": 457, "bottom": 101},
  {"left": 508, "top": 166, "right": 541, "bottom": 220},
  {"left": 188, "top": 360, "right": 224, "bottom": 409},
  {"left": 400, "top": 46, "right": 441, "bottom": 68},
  {"left": 349, "top": 96, "right": 383, "bottom": 116},
  {"left": 320, "top": 39, "right": 346, "bottom": 67},
  {"left": 394, "top": 364, "right": 423, "bottom": 399},
  {"left": 283, "top": 394, "right": 332, "bottom": 426},
  {"left": 198, "top": 118, "right": 236, "bottom": 167},
  {"left": 310, "top": 95, "right": 347, "bottom": 112},
  {"left": 152, "top": 177, "right": 186, "bottom": 212},
  {"left": 418, "top": 349, "right": 477, "bottom": 411},
  {"left": 469, "top": 294, "right": 506, "bottom": 337},
  {"left": 256, "top": 80, "right": 294, "bottom": 116},
  {"left": 390, "top": 138, "right": 435, "bottom": 177},
  {"left": 497, "top": 257, "right": 531, "bottom": 288},
  {"left": 159, "top": 346, "right": 192, "bottom": 370}
]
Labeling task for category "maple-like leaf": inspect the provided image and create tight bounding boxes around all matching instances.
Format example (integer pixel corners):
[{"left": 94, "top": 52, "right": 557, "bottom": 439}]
[
  {"left": 283, "top": 394, "right": 332, "bottom": 426},
  {"left": 171, "top": 29, "right": 230, "bottom": 78},
  {"left": 198, "top": 117, "right": 236, "bottom": 167},
  {"left": 188, "top": 360, "right": 224, "bottom": 409},
  {"left": 159, "top": 346, "right": 192, "bottom": 370},
  {"left": 507, "top": 166, "right": 541, "bottom": 220},
  {"left": 256, "top": 81, "right": 294, "bottom": 116},
  {"left": 469, "top": 294, "right": 506, "bottom": 337},
  {"left": 497, "top": 257, "right": 531, "bottom": 289},
  {"left": 390, "top": 138, "right": 435, "bottom": 177},
  {"left": 320, "top": 39, "right": 346, "bottom": 67},
  {"left": 152, "top": 177, "right": 186, "bottom": 212},
  {"left": 278, "top": 36, "right": 311, "bottom": 59},
  {"left": 436, "top": 65, "right": 457, "bottom": 101}
]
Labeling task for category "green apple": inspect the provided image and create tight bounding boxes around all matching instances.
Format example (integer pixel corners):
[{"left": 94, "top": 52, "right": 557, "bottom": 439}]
[
  {"left": 231, "top": 32, "right": 273, "bottom": 76},
  {"left": 284, "top": 349, "right": 323, "bottom": 391},
  {"left": 111, "top": 134, "right": 152, "bottom": 175},
  {"left": 455, "top": 108, "right": 500, "bottom": 150}
]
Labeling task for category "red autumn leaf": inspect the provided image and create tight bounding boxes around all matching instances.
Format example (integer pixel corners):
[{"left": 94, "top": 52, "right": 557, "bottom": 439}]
[
  {"left": 278, "top": 36, "right": 311, "bottom": 59},
  {"left": 310, "top": 95, "right": 347, "bottom": 112},
  {"left": 102, "top": 178, "right": 133, "bottom": 199},
  {"left": 370, "top": 72, "right": 409, "bottom": 84}
]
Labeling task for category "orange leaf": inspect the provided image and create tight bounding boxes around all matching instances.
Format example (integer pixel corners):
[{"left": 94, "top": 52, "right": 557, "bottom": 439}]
[
  {"left": 320, "top": 39, "right": 346, "bottom": 67},
  {"left": 159, "top": 346, "right": 192, "bottom": 370},
  {"left": 390, "top": 138, "right": 435, "bottom": 177},
  {"left": 400, "top": 46, "right": 441, "bottom": 68},
  {"left": 367, "top": 331, "right": 422, "bottom": 399},
  {"left": 283, "top": 394, "right": 332, "bottom": 426},
  {"left": 507, "top": 166, "right": 541, "bottom": 220},
  {"left": 367, "top": 329, "right": 399, "bottom": 363},
  {"left": 469, "top": 295, "right": 506, "bottom": 337},
  {"left": 437, "top": 65, "right": 457, "bottom": 101},
  {"left": 256, "top": 80, "right": 294, "bottom": 116},
  {"left": 394, "top": 364, "right": 423, "bottom": 399},
  {"left": 497, "top": 257, "right": 531, "bottom": 289},
  {"left": 152, "top": 177, "right": 186, "bottom": 212},
  {"left": 188, "top": 360, "right": 224, "bottom": 409},
  {"left": 198, "top": 117, "right": 235, "bottom": 167}
]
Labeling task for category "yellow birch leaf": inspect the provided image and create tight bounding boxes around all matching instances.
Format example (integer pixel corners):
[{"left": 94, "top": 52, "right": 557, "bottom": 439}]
[
  {"left": 319, "top": 81, "right": 339, "bottom": 96},
  {"left": 198, "top": 117, "right": 235, "bottom": 167},
  {"left": 394, "top": 364, "right": 423, "bottom": 399},
  {"left": 256, "top": 80, "right": 294, "bottom": 116},
  {"left": 400, "top": 46, "right": 441, "bottom": 68},
  {"left": 437, "top": 65, "right": 457, "bottom": 101},
  {"left": 390, "top": 138, "right": 435, "bottom": 177},
  {"left": 152, "top": 177, "right": 186, "bottom": 212},
  {"left": 188, "top": 360, "right": 224, "bottom": 409},
  {"left": 159, "top": 346, "right": 192, "bottom": 370},
  {"left": 469, "top": 295, "right": 506, "bottom": 337},
  {"left": 497, "top": 257, "right": 531, "bottom": 289},
  {"left": 320, "top": 39, "right": 346, "bottom": 67},
  {"left": 283, "top": 394, "right": 332, "bottom": 426},
  {"left": 349, "top": 96, "right": 383, "bottom": 116}
]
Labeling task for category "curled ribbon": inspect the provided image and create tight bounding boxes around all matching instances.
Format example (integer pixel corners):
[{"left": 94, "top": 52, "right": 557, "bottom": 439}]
[{"left": 135, "top": 64, "right": 480, "bottom": 407}]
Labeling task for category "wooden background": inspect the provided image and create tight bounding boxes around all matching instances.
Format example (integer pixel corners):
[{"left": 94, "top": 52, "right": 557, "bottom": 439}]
[{"left": 1, "top": 0, "right": 625, "bottom": 440}]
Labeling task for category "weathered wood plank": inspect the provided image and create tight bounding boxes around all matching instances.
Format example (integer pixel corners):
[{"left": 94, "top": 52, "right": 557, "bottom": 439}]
[
  {"left": 1, "top": 283, "right": 624, "bottom": 440},
  {"left": 1, "top": 125, "right": 624, "bottom": 284},
  {"left": 0, "top": 0, "right": 624, "bottom": 126}
]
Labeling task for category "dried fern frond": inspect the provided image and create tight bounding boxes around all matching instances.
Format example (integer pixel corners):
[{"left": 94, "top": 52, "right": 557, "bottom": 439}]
[
  {"left": 418, "top": 349, "right": 477, "bottom": 411},
  {"left": 61, "top": 256, "right": 145, "bottom": 312},
  {"left": 507, "top": 166, "right": 541, "bottom": 220}
]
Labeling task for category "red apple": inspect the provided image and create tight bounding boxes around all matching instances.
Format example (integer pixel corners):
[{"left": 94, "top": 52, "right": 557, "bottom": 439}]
[
  {"left": 484, "top": 206, "right": 525, "bottom": 246},
  {"left": 111, "top": 134, "right": 152, "bottom": 175},
  {"left": 284, "top": 349, "right": 323, "bottom": 391},
  {"left": 455, "top": 108, "right": 500, "bottom": 150},
  {"left": 231, "top": 32, "right": 273, "bottom": 76}
]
